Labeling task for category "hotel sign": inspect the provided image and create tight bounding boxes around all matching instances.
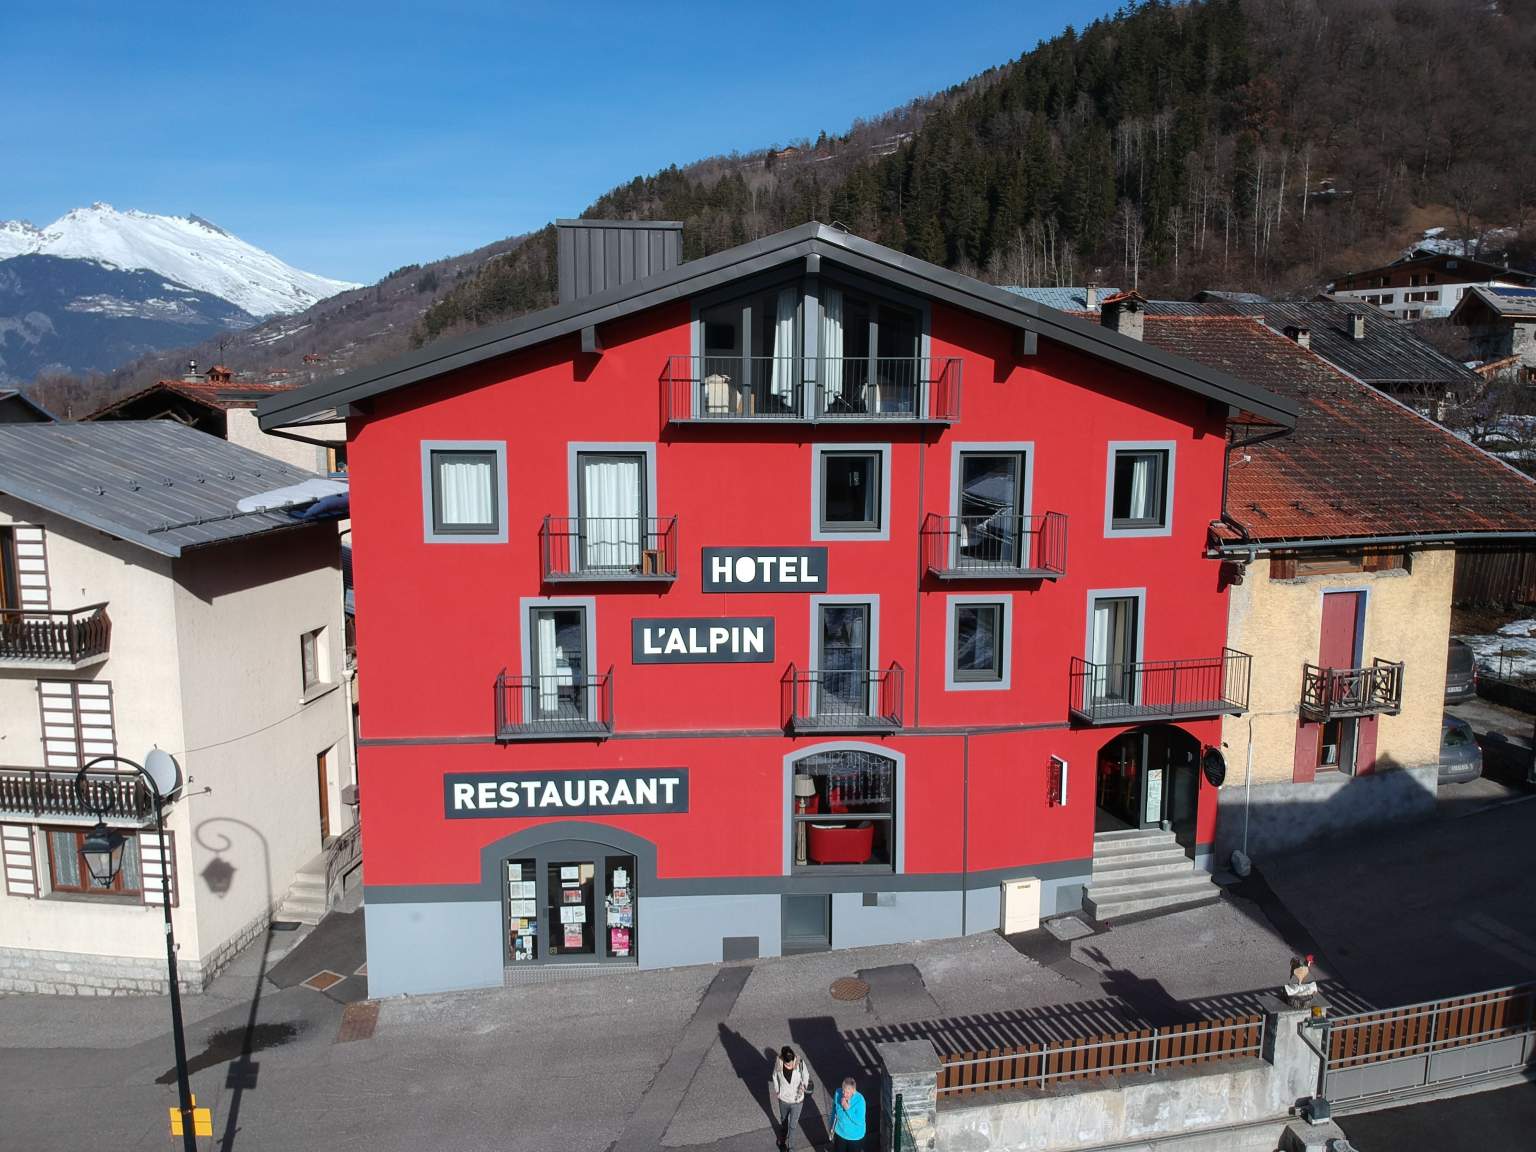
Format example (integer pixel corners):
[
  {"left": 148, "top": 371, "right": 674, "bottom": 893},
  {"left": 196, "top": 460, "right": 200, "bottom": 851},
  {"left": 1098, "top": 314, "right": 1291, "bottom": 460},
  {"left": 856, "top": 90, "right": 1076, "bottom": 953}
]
[
  {"left": 445, "top": 769, "right": 689, "bottom": 818},
  {"left": 632, "top": 617, "right": 775, "bottom": 663},
  {"left": 701, "top": 547, "right": 827, "bottom": 593}
]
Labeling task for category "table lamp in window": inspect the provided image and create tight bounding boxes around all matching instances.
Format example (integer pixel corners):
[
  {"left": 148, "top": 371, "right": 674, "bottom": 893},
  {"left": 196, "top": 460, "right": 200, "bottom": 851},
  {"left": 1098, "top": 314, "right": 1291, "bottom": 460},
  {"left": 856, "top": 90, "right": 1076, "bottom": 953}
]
[{"left": 793, "top": 775, "right": 818, "bottom": 865}]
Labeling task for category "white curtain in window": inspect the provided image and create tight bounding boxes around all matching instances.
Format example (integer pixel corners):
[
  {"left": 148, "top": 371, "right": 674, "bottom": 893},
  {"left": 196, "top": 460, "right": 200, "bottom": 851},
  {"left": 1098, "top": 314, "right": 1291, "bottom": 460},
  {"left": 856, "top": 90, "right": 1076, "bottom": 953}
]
[
  {"left": 769, "top": 288, "right": 796, "bottom": 402},
  {"left": 1128, "top": 455, "right": 1154, "bottom": 521},
  {"left": 536, "top": 612, "right": 561, "bottom": 715},
  {"left": 1090, "top": 600, "right": 1113, "bottom": 703},
  {"left": 821, "top": 287, "right": 844, "bottom": 397},
  {"left": 581, "top": 456, "right": 642, "bottom": 569},
  {"left": 439, "top": 458, "right": 493, "bottom": 525}
]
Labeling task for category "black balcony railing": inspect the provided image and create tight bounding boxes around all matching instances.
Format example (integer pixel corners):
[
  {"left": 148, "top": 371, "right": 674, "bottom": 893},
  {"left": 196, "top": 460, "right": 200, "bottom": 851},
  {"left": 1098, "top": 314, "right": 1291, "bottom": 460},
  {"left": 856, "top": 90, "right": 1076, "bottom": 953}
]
[
  {"left": 495, "top": 667, "right": 613, "bottom": 740},
  {"left": 0, "top": 766, "right": 152, "bottom": 823},
  {"left": 781, "top": 662, "right": 904, "bottom": 734},
  {"left": 0, "top": 605, "right": 111, "bottom": 665},
  {"left": 1069, "top": 649, "right": 1251, "bottom": 724},
  {"left": 540, "top": 516, "right": 678, "bottom": 582},
  {"left": 662, "top": 355, "right": 961, "bottom": 423},
  {"left": 922, "top": 512, "right": 1068, "bottom": 580},
  {"left": 1300, "top": 659, "right": 1404, "bottom": 721}
]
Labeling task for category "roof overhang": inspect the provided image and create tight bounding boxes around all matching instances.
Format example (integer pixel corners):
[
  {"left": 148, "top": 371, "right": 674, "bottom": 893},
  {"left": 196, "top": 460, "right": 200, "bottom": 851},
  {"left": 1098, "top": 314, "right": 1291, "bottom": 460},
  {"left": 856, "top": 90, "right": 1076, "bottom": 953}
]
[
  {"left": 1215, "top": 529, "right": 1536, "bottom": 555},
  {"left": 259, "top": 223, "right": 1298, "bottom": 432}
]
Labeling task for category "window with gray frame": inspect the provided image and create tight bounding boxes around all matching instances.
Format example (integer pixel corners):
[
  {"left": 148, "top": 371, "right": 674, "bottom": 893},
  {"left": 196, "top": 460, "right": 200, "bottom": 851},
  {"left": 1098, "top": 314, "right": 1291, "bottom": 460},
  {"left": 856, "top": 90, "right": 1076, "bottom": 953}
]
[
  {"left": 791, "top": 749, "right": 895, "bottom": 869},
  {"left": 957, "top": 452, "right": 1026, "bottom": 567},
  {"left": 952, "top": 602, "right": 1004, "bottom": 683},
  {"left": 1110, "top": 448, "right": 1170, "bottom": 531},
  {"left": 528, "top": 606, "right": 589, "bottom": 721},
  {"left": 300, "top": 627, "right": 327, "bottom": 693},
  {"left": 429, "top": 448, "right": 500, "bottom": 535},
  {"left": 819, "top": 451, "right": 882, "bottom": 532}
]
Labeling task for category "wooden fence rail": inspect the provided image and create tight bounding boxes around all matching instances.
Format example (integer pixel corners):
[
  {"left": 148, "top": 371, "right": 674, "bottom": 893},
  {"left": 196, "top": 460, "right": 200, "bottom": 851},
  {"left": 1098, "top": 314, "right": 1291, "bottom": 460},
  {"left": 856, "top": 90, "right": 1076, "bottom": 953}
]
[
  {"left": 1324, "top": 985, "right": 1536, "bottom": 1070},
  {"left": 937, "top": 1014, "right": 1265, "bottom": 1098},
  {"left": 1455, "top": 550, "right": 1536, "bottom": 605}
]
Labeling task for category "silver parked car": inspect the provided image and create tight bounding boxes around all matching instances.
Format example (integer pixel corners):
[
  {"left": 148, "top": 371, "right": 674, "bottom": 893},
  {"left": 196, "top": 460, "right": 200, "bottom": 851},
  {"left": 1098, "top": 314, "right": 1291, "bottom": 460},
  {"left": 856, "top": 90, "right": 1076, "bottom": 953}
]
[
  {"left": 1439, "top": 713, "right": 1483, "bottom": 785},
  {"left": 1445, "top": 638, "right": 1477, "bottom": 704}
]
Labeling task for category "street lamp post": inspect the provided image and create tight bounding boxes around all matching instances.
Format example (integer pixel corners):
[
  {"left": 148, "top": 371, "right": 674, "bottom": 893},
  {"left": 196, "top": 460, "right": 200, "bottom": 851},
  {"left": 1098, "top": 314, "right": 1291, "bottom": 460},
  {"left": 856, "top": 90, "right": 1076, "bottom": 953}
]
[{"left": 76, "top": 750, "right": 196, "bottom": 1152}]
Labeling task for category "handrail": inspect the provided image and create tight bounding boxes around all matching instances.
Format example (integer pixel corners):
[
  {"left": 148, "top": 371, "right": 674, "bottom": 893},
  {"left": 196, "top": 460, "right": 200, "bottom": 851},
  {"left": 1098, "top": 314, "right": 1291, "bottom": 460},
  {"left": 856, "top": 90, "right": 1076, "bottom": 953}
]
[
  {"left": 495, "top": 665, "right": 614, "bottom": 739},
  {"left": 922, "top": 511, "right": 1068, "bottom": 577},
  {"left": 324, "top": 821, "right": 362, "bottom": 903},
  {"left": 0, "top": 603, "right": 112, "bottom": 663},
  {"left": 540, "top": 515, "right": 678, "bottom": 581},
  {"left": 0, "top": 765, "right": 152, "bottom": 822}
]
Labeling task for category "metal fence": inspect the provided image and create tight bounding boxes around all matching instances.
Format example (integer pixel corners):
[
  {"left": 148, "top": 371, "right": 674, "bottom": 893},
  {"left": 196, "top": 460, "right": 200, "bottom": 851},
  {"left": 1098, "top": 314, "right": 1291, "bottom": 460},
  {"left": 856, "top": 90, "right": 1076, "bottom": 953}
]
[
  {"left": 1310, "top": 984, "right": 1536, "bottom": 1106},
  {"left": 662, "top": 355, "right": 961, "bottom": 423},
  {"left": 781, "top": 662, "right": 904, "bottom": 733},
  {"left": 540, "top": 516, "right": 678, "bottom": 581},
  {"left": 921, "top": 512, "right": 1068, "bottom": 579},
  {"left": 1068, "top": 649, "right": 1251, "bottom": 724},
  {"left": 494, "top": 667, "right": 614, "bottom": 740},
  {"left": 937, "top": 1015, "right": 1266, "bottom": 1097}
]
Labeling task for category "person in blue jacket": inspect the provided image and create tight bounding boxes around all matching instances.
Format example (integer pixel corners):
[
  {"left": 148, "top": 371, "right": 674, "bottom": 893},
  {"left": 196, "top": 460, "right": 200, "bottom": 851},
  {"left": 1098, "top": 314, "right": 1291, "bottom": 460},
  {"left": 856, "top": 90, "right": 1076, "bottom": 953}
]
[{"left": 830, "top": 1076, "right": 866, "bottom": 1151}]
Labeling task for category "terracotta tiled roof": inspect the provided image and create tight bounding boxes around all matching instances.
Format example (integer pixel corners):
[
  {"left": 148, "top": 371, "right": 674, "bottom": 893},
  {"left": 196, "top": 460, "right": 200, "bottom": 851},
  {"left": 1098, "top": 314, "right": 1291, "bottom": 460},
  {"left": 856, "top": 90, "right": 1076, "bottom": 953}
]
[
  {"left": 1135, "top": 315, "right": 1536, "bottom": 543},
  {"left": 88, "top": 377, "right": 299, "bottom": 420}
]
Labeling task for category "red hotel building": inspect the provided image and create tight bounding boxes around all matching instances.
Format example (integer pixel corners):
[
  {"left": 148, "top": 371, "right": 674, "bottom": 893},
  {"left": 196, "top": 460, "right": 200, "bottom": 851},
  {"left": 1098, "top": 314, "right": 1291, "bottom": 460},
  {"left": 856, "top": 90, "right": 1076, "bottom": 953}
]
[{"left": 260, "top": 222, "right": 1295, "bottom": 996}]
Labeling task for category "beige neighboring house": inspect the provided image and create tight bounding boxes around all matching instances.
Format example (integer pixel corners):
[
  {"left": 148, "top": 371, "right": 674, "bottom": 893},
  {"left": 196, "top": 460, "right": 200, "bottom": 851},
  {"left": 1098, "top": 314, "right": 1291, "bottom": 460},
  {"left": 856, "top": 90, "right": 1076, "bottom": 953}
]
[
  {"left": 1137, "top": 316, "right": 1536, "bottom": 864},
  {"left": 0, "top": 421, "right": 354, "bottom": 995}
]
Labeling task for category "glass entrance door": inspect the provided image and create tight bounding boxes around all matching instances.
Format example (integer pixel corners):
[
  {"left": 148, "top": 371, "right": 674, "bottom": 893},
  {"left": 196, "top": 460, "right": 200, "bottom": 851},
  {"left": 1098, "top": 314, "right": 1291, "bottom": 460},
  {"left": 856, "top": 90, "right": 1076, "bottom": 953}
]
[{"left": 548, "top": 860, "right": 597, "bottom": 959}]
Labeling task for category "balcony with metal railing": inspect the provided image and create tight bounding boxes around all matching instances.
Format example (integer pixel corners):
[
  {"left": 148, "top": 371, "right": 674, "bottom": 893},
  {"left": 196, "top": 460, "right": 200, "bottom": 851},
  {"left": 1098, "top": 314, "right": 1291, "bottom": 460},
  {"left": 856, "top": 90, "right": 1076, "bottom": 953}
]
[
  {"left": 922, "top": 512, "right": 1068, "bottom": 580},
  {"left": 495, "top": 667, "right": 614, "bottom": 741},
  {"left": 0, "top": 766, "right": 152, "bottom": 825},
  {"left": 1300, "top": 659, "right": 1404, "bottom": 721},
  {"left": 662, "top": 356, "right": 961, "bottom": 424},
  {"left": 0, "top": 604, "right": 111, "bottom": 669},
  {"left": 781, "top": 662, "right": 904, "bottom": 734},
  {"left": 540, "top": 516, "right": 678, "bottom": 583},
  {"left": 1069, "top": 649, "right": 1252, "bottom": 725}
]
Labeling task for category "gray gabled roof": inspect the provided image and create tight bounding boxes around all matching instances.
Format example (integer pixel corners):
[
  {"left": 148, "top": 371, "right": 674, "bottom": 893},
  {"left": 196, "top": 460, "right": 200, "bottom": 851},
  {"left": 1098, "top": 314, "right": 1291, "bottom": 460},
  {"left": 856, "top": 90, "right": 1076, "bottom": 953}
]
[
  {"left": 259, "top": 222, "right": 1297, "bottom": 430},
  {"left": 0, "top": 388, "right": 55, "bottom": 422},
  {"left": 1453, "top": 284, "right": 1536, "bottom": 321},
  {"left": 1002, "top": 285, "right": 1122, "bottom": 311},
  {"left": 0, "top": 421, "right": 336, "bottom": 558}
]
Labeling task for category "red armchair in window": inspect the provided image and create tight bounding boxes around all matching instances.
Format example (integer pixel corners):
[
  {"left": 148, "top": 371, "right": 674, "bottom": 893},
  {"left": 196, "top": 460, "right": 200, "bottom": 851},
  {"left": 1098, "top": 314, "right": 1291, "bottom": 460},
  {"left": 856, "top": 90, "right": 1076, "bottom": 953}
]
[{"left": 806, "top": 822, "right": 875, "bottom": 864}]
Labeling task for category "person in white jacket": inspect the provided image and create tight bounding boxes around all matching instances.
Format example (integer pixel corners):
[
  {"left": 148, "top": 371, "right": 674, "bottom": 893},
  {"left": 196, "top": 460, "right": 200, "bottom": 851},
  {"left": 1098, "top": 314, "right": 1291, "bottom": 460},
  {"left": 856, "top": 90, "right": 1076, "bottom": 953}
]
[{"left": 769, "top": 1045, "right": 813, "bottom": 1150}]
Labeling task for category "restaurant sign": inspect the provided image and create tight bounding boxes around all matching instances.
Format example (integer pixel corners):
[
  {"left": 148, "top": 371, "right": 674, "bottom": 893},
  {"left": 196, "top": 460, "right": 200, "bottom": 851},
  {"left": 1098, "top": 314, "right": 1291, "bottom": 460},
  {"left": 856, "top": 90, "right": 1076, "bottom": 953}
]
[
  {"left": 445, "top": 769, "right": 689, "bottom": 818},
  {"left": 632, "top": 617, "right": 775, "bottom": 663},
  {"left": 701, "top": 547, "right": 827, "bottom": 593}
]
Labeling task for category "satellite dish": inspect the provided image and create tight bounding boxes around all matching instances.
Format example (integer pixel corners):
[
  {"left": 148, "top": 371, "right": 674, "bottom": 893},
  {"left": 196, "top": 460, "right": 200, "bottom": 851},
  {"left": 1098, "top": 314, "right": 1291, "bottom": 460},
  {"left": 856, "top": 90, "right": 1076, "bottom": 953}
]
[
  {"left": 143, "top": 747, "right": 182, "bottom": 800},
  {"left": 1201, "top": 747, "right": 1227, "bottom": 788}
]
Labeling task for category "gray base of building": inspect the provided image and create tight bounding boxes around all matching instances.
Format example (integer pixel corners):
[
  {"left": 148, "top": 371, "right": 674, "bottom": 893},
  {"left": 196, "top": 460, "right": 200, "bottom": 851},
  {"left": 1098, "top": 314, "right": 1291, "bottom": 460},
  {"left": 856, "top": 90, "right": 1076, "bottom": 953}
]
[
  {"left": 363, "top": 870, "right": 1091, "bottom": 999},
  {"left": 1213, "top": 763, "right": 1438, "bottom": 867},
  {"left": 0, "top": 906, "right": 275, "bottom": 996}
]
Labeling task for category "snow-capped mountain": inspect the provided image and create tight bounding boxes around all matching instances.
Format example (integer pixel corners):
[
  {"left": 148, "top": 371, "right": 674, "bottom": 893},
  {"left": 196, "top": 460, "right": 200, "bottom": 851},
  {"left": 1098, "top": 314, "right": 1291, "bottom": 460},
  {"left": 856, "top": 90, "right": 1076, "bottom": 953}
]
[{"left": 0, "top": 204, "right": 359, "bottom": 316}]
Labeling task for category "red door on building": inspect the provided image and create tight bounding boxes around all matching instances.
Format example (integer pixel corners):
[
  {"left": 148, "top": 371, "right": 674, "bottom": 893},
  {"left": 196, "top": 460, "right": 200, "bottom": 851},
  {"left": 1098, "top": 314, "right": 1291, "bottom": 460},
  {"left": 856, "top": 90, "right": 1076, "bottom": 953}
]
[
  {"left": 1319, "top": 591, "right": 1362, "bottom": 670},
  {"left": 1296, "top": 591, "right": 1373, "bottom": 781}
]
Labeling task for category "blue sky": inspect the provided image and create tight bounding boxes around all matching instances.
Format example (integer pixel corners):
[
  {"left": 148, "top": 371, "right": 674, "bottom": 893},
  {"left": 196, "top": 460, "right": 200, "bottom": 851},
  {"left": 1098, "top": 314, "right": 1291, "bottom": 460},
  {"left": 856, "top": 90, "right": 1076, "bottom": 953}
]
[{"left": 3, "top": 1, "right": 1122, "bottom": 284}]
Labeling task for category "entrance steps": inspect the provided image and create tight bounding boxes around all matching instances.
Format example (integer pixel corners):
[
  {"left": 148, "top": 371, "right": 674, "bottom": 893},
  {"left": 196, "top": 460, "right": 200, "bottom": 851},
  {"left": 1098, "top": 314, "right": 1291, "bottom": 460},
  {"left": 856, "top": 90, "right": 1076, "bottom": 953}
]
[
  {"left": 274, "top": 851, "right": 329, "bottom": 926},
  {"left": 1084, "top": 828, "right": 1218, "bottom": 921}
]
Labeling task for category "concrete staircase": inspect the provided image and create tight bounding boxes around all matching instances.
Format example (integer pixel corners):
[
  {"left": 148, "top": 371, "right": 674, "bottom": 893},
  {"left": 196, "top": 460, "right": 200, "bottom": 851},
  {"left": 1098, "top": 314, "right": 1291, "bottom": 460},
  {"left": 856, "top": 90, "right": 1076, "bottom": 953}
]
[
  {"left": 1084, "top": 828, "right": 1219, "bottom": 921},
  {"left": 273, "top": 852, "right": 329, "bottom": 926}
]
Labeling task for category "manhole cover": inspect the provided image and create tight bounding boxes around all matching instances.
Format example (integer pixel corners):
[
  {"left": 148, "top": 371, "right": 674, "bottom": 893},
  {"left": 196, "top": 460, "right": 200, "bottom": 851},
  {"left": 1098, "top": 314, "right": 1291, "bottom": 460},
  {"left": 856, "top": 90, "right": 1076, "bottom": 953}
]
[
  {"left": 336, "top": 1000, "right": 380, "bottom": 1044},
  {"left": 301, "top": 969, "right": 345, "bottom": 992},
  {"left": 830, "top": 977, "right": 870, "bottom": 1001},
  {"left": 1045, "top": 916, "right": 1094, "bottom": 942}
]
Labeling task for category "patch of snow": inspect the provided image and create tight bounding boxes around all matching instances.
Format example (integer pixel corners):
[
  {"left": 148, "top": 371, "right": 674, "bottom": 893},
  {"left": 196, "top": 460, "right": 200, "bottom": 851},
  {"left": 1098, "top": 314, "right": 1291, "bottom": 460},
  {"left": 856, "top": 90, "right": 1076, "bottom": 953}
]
[
  {"left": 1457, "top": 620, "right": 1536, "bottom": 678},
  {"left": 0, "top": 204, "right": 358, "bottom": 316}
]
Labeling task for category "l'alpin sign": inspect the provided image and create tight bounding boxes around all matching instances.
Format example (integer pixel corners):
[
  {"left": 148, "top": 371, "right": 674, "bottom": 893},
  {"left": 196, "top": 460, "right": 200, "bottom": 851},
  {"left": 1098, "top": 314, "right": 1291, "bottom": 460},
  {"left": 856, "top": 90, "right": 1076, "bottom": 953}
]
[{"left": 632, "top": 617, "right": 775, "bottom": 663}]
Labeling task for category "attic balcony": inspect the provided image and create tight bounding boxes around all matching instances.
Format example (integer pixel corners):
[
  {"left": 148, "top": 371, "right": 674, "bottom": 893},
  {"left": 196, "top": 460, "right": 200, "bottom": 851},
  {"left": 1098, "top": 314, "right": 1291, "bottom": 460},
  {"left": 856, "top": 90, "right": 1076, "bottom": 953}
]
[
  {"left": 781, "top": 662, "right": 904, "bottom": 735},
  {"left": 539, "top": 516, "right": 678, "bottom": 583},
  {"left": 662, "top": 355, "right": 961, "bottom": 424},
  {"left": 922, "top": 512, "right": 1068, "bottom": 581},
  {"left": 0, "top": 766, "right": 151, "bottom": 826},
  {"left": 1069, "top": 650, "right": 1251, "bottom": 725},
  {"left": 1300, "top": 659, "right": 1404, "bottom": 722},
  {"left": 495, "top": 667, "right": 613, "bottom": 742},
  {"left": 0, "top": 605, "right": 111, "bottom": 670}
]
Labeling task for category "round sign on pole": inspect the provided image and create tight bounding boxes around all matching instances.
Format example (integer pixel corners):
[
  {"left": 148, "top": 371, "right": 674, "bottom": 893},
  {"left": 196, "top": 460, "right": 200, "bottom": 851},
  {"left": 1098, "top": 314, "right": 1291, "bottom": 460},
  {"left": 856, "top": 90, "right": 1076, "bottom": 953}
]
[{"left": 1201, "top": 746, "right": 1227, "bottom": 788}]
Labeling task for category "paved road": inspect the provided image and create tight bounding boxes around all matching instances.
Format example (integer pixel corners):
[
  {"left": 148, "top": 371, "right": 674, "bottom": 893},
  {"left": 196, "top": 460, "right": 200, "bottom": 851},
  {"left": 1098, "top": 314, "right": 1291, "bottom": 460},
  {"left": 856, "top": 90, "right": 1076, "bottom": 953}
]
[{"left": 1340, "top": 1082, "right": 1536, "bottom": 1150}]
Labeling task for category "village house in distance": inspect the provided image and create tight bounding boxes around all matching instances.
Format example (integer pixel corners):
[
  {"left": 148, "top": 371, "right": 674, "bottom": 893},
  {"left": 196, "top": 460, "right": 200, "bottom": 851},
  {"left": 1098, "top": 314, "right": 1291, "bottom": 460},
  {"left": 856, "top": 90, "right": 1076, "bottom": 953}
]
[
  {"left": 0, "top": 422, "right": 353, "bottom": 994},
  {"left": 261, "top": 219, "right": 1302, "bottom": 996}
]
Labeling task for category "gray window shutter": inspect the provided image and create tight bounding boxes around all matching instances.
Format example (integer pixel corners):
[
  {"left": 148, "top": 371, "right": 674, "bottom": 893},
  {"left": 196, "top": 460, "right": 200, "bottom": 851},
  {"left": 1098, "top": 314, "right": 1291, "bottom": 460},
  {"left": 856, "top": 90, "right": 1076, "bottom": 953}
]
[{"left": 2, "top": 823, "right": 39, "bottom": 898}]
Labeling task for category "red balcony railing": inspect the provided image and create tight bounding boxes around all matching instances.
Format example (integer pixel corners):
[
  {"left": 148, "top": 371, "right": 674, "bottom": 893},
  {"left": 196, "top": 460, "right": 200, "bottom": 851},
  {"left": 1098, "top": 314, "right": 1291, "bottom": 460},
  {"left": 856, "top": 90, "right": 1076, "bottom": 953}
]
[
  {"left": 921, "top": 512, "right": 1068, "bottom": 580},
  {"left": 0, "top": 605, "right": 111, "bottom": 665}
]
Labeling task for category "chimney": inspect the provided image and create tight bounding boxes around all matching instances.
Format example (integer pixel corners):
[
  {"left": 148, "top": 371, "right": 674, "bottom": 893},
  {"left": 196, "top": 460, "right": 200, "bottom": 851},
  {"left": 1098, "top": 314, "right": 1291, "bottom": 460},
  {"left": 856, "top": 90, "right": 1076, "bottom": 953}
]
[
  {"left": 557, "top": 219, "right": 683, "bottom": 305},
  {"left": 1285, "top": 325, "right": 1311, "bottom": 349},
  {"left": 1350, "top": 313, "right": 1366, "bottom": 341},
  {"left": 1085, "top": 284, "right": 1100, "bottom": 310},
  {"left": 182, "top": 359, "right": 200, "bottom": 382},
  {"left": 1100, "top": 293, "right": 1145, "bottom": 341}
]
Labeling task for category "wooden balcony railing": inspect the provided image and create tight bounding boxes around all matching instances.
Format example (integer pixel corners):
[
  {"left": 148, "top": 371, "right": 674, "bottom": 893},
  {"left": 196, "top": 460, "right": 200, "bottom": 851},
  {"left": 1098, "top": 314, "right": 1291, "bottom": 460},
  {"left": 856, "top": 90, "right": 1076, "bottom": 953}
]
[
  {"left": 922, "top": 512, "right": 1068, "bottom": 580},
  {"left": 1300, "top": 659, "right": 1404, "bottom": 721},
  {"left": 781, "top": 662, "right": 904, "bottom": 734},
  {"left": 0, "top": 605, "right": 111, "bottom": 665},
  {"left": 662, "top": 355, "right": 961, "bottom": 424},
  {"left": 539, "top": 516, "right": 678, "bottom": 582},
  {"left": 495, "top": 667, "right": 613, "bottom": 741},
  {"left": 1070, "top": 649, "right": 1252, "bottom": 724},
  {"left": 0, "top": 766, "right": 152, "bottom": 823}
]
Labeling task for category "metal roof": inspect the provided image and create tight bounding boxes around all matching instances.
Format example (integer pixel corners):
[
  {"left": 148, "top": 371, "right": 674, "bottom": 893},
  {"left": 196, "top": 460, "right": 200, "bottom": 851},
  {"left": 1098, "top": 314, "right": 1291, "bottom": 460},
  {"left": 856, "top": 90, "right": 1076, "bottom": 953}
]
[
  {"left": 0, "top": 389, "right": 56, "bottom": 422},
  {"left": 1001, "top": 286, "right": 1121, "bottom": 311},
  {"left": 1453, "top": 284, "right": 1536, "bottom": 320},
  {"left": 258, "top": 222, "right": 1297, "bottom": 430},
  {"left": 0, "top": 421, "right": 338, "bottom": 558}
]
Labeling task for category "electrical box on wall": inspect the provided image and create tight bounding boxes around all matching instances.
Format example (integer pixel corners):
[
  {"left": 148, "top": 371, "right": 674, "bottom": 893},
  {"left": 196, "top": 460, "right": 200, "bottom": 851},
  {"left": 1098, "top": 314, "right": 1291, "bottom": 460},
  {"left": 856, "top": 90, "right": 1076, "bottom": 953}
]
[{"left": 1001, "top": 876, "right": 1041, "bottom": 934}]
